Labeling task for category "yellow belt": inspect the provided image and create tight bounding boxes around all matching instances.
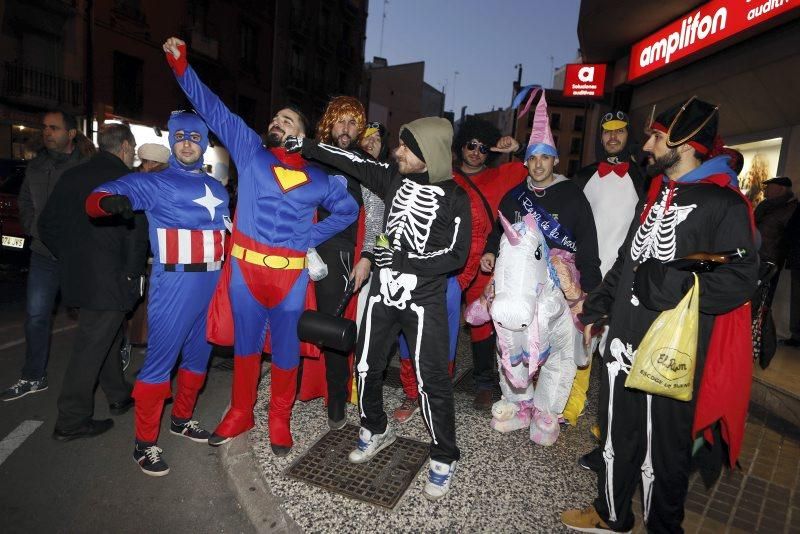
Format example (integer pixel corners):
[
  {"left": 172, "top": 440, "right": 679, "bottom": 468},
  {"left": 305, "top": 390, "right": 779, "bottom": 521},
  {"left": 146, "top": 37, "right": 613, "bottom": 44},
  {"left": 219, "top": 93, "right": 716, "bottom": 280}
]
[{"left": 230, "top": 243, "right": 307, "bottom": 270}]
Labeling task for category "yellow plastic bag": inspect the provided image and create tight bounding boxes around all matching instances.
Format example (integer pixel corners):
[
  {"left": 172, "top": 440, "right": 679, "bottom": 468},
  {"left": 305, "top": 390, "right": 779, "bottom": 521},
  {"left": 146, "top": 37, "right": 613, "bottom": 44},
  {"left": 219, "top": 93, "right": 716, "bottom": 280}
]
[{"left": 625, "top": 273, "right": 699, "bottom": 402}]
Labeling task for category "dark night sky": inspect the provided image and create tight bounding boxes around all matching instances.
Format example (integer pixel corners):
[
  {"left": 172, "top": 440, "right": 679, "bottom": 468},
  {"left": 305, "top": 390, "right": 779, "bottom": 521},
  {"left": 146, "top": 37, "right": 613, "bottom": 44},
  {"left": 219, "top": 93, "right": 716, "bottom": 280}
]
[{"left": 364, "top": 0, "right": 581, "bottom": 115}]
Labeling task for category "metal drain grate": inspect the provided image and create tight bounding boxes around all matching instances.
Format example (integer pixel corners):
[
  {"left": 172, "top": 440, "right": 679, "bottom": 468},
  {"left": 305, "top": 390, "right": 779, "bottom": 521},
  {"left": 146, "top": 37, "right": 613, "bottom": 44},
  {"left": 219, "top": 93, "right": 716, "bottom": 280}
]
[{"left": 285, "top": 424, "right": 429, "bottom": 509}]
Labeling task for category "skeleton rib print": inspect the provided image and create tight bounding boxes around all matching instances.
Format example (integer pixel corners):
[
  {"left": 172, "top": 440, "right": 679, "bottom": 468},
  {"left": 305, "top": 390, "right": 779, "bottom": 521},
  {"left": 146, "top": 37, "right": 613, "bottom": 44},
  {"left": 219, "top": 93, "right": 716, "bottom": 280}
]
[
  {"left": 387, "top": 179, "right": 443, "bottom": 253},
  {"left": 631, "top": 189, "right": 696, "bottom": 262}
]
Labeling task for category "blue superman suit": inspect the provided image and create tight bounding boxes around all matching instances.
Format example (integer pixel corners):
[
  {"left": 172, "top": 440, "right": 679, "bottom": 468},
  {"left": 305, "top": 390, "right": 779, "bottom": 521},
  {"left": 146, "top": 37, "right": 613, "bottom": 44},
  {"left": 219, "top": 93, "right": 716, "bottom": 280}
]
[{"left": 169, "top": 51, "right": 357, "bottom": 450}]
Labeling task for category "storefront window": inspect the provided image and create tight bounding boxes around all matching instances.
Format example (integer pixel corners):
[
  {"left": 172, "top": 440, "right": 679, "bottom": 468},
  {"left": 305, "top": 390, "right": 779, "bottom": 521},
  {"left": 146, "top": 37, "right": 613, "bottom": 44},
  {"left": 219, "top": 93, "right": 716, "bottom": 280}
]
[{"left": 728, "top": 137, "right": 783, "bottom": 207}]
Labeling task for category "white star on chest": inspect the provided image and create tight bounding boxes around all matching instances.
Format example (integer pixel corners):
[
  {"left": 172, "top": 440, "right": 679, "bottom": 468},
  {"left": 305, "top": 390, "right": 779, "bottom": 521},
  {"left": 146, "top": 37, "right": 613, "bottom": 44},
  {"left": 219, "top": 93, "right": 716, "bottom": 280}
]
[{"left": 193, "top": 183, "right": 224, "bottom": 220}]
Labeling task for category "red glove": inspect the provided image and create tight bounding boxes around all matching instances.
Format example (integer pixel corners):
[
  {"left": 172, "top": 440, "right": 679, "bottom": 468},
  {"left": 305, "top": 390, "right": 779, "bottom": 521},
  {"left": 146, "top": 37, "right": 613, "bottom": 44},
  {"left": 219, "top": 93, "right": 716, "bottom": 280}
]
[{"left": 165, "top": 42, "right": 188, "bottom": 76}]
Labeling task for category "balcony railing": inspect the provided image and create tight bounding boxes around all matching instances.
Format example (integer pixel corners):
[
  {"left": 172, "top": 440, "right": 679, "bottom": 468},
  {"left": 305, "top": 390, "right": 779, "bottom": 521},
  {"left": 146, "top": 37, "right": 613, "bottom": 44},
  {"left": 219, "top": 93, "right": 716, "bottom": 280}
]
[{"left": 2, "top": 62, "right": 84, "bottom": 109}]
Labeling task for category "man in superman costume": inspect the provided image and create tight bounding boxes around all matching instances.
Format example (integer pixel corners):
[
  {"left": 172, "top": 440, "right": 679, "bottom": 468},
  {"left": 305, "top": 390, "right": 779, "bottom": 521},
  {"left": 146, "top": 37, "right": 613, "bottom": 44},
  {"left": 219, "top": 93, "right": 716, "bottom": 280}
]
[
  {"left": 86, "top": 111, "right": 229, "bottom": 476},
  {"left": 561, "top": 97, "right": 758, "bottom": 533},
  {"left": 162, "top": 38, "right": 358, "bottom": 456}
]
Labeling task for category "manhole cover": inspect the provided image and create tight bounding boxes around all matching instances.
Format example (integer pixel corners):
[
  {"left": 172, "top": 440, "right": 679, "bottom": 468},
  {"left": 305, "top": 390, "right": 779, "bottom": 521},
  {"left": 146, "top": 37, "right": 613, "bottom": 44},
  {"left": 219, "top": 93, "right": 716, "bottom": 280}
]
[{"left": 285, "top": 424, "right": 429, "bottom": 509}]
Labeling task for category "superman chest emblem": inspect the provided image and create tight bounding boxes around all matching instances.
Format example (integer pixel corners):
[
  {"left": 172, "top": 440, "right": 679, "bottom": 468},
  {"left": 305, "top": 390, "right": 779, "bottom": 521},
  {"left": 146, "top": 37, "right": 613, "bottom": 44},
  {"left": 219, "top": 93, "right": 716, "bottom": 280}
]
[{"left": 271, "top": 165, "right": 310, "bottom": 193}]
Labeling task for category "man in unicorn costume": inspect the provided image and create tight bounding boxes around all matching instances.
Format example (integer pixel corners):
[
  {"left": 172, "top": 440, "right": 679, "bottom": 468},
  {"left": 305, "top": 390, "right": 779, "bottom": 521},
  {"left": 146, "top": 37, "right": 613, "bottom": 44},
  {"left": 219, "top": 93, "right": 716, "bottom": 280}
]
[{"left": 478, "top": 86, "right": 601, "bottom": 446}]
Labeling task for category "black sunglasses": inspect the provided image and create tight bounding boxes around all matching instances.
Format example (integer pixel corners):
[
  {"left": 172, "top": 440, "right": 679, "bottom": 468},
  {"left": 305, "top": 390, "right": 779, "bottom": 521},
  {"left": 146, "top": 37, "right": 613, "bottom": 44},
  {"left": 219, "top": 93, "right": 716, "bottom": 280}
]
[{"left": 465, "top": 141, "right": 490, "bottom": 154}]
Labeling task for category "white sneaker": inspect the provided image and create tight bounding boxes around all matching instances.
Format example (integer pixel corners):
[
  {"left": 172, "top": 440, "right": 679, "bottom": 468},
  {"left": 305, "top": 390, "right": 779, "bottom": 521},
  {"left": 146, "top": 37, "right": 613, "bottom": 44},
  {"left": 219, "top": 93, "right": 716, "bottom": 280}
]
[
  {"left": 423, "top": 459, "right": 456, "bottom": 501},
  {"left": 348, "top": 426, "right": 396, "bottom": 463}
]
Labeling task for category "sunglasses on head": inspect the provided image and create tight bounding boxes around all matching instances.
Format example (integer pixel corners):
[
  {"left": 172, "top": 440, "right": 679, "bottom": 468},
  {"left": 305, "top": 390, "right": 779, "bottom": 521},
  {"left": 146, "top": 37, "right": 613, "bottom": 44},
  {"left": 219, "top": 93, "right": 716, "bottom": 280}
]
[{"left": 465, "top": 141, "right": 490, "bottom": 154}]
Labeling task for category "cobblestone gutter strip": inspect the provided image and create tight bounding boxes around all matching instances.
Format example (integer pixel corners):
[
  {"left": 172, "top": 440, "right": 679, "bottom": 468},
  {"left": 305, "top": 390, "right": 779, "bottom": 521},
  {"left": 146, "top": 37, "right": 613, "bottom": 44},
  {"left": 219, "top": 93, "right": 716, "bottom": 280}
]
[{"left": 219, "top": 433, "right": 303, "bottom": 534}]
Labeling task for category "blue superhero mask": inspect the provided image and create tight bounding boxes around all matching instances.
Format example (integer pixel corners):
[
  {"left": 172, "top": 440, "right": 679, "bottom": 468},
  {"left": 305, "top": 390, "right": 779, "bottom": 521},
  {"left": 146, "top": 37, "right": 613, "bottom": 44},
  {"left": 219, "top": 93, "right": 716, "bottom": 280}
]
[{"left": 168, "top": 111, "right": 209, "bottom": 171}]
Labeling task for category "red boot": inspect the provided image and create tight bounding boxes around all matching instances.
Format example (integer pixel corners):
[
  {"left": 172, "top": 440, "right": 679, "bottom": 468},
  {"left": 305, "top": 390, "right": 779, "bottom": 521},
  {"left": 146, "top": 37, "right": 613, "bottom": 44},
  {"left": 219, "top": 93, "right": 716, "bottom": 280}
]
[
  {"left": 132, "top": 380, "right": 172, "bottom": 443},
  {"left": 268, "top": 366, "right": 297, "bottom": 456},
  {"left": 212, "top": 355, "right": 261, "bottom": 443},
  {"left": 172, "top": 369, "right": 207, "bottom": 420},
  {"left": 399, "top": 358, "right": 418, "bottom": 400}
]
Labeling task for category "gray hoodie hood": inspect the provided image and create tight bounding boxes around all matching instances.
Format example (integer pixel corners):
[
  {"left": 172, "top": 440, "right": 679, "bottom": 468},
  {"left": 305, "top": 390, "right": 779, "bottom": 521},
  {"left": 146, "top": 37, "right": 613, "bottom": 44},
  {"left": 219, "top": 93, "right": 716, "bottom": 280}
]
[{"left": 399, "top": 117, "right": 453, "bottom": 183}]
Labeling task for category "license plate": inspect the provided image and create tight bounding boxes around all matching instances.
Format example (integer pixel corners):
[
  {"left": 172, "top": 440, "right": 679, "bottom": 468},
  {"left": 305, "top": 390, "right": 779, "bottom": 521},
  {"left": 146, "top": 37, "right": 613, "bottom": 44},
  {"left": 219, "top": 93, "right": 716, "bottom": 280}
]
[{"left": 1, "top": 235, "right": 25, "bottom": 249}]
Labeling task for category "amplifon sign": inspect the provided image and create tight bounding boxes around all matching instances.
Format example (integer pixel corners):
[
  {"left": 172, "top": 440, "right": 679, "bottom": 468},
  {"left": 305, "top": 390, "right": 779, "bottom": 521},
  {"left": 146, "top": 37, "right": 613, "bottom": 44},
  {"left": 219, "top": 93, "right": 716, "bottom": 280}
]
[
  {"left": 563, "top": 64, "right": 607, "bottom": 97},
  {"left": 629, "top": 0, "right": 799, "bottom": 81}
]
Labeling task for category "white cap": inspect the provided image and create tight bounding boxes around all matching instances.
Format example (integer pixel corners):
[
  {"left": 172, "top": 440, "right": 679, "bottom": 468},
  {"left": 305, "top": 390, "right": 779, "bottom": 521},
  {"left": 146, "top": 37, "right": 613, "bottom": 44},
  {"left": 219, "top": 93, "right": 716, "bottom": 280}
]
[{"left": 137, "top": 143, "right": 170, "bottom": 164}]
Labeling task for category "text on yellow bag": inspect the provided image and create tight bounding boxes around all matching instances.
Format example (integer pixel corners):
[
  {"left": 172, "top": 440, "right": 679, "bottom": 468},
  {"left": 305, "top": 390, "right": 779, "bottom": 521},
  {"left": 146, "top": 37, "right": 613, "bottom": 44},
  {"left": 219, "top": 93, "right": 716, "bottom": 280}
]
[{"left": 625, "top": 273, "right": 699, "bottom": 402}]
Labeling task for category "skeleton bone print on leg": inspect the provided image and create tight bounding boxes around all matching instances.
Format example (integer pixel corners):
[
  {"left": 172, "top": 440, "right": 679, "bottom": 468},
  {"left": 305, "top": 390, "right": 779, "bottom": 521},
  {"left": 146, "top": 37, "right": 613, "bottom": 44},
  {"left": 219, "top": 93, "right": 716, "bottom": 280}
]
[
  {"left": 603, "top": 338, "right": 634, "bottom": 523},
  {"left": 630, "top": 188, "right": 696, "bottom": 262}
]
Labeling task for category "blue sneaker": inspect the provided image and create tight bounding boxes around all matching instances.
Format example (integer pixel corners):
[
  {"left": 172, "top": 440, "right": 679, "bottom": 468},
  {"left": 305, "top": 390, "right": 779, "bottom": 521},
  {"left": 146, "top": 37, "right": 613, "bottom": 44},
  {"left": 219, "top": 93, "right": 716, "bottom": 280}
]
[
  {"left": 423, "top": 459, "right": 456, "bottom": 501},
  {"left": 348, "top": 426, "right": 396, "bottom": 463}
]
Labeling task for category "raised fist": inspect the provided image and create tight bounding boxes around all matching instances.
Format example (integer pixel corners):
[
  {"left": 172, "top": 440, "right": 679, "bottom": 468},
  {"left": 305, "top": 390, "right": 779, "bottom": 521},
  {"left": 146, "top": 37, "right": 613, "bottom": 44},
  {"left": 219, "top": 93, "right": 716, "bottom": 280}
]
[
  {"left": 284, "top": 135, "right": 304, "bottom": 153},
  {"left": 162, "top": 37, "right": 188, "bottom": 76},
  {"left": 100, "top": 194, "right": 134, "bottom": 219}
]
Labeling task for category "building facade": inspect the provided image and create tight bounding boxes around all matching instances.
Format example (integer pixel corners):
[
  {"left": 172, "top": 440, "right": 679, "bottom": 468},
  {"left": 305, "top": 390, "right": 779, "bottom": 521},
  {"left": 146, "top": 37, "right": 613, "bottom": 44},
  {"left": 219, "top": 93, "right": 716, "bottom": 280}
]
[
  {"left": 362, "top": 58, "right": 445, "bottom": 146},
  {"left": 577, "top": 0, "right": 800, "bottom": 187},
  {"left": 0, "top": 0, "right": 367, "bottom": 159}
]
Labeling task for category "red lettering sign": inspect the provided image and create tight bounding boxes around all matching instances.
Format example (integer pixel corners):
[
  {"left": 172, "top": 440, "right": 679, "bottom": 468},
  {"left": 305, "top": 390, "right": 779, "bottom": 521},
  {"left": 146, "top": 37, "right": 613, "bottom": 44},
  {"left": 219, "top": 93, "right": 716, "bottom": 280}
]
[
  {"left": 628, "top": 0, "right": 799, "bottom": 81},
  {"left": 563, "top": 64, "right": 607, "bottom": 97}
]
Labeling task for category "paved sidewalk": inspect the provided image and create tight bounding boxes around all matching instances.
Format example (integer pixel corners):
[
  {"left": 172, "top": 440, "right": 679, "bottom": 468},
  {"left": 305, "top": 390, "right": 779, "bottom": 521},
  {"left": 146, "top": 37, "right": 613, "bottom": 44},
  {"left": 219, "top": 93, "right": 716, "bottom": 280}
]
[{"left": 233, "top": 329, "right": 800, "bottom": 533}]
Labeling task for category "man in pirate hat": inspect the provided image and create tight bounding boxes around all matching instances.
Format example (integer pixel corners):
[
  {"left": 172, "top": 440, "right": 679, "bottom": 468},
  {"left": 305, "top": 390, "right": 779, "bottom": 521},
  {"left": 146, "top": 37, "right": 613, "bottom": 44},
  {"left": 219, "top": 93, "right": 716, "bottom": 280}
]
[{"left": 562, "top": 97, "right": 758, "bottom": 533}]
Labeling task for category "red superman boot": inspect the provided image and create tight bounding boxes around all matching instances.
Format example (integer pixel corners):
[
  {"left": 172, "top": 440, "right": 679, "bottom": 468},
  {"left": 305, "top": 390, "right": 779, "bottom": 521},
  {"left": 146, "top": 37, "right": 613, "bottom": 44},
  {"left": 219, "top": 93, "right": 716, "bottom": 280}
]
[
  {"left": 210, "top": 355, "right": 261, "bottom": 446},
  {"left": 268, "top": 366, "right": 298, "bottom": 457},
  {"left": 170, "top": 369, "right": 211, "bottom": 443}
]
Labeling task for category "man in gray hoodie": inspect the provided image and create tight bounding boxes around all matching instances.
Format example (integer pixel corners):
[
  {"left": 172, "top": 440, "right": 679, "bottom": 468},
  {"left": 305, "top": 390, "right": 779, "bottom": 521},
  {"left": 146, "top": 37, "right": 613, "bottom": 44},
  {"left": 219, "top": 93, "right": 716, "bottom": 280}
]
[
  {"left": 288, "top": 117, "right": 471, "bottom": 501},
  {"left": 2, "top": 110, "right": 89, "bottom": 402}
]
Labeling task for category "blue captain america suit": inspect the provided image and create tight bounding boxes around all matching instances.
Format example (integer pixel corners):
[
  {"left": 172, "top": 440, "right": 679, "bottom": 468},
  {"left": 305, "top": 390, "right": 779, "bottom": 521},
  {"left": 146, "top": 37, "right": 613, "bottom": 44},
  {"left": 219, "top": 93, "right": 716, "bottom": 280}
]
[
  {"left": 87, "top": 111, "right": 230, "bottom": 448},
  {"left": 166, "top": 42, "right": 358, "bottom": 452}
]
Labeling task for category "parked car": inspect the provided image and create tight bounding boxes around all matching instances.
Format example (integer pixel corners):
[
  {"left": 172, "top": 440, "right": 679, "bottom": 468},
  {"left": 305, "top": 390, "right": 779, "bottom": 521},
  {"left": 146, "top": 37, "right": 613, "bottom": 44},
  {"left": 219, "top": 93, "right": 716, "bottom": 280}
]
[{"left": 0, "top": 159, "right": 30, "bottom": 263}]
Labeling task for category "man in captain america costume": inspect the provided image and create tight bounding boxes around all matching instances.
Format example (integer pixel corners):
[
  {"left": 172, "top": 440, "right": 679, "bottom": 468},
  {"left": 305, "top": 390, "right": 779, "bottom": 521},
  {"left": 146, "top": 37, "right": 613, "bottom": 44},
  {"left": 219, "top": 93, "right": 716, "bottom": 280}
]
[
  {"left": 86, "top": 111, "right": 229, "bottom": 476},
  {"left": 162, "top": 37, "right": 358, "bottom": 456}
]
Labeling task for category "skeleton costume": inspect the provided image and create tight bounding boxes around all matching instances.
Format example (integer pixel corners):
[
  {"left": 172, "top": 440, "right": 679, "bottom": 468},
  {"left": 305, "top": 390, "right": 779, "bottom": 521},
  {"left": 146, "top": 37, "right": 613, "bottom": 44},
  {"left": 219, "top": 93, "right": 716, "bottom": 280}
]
[
  {"left": 300, "top": 117, "right": 471, "bottom": 465},
  {"left": 578, "top": 98, "right": 758, "bottom": 533}
]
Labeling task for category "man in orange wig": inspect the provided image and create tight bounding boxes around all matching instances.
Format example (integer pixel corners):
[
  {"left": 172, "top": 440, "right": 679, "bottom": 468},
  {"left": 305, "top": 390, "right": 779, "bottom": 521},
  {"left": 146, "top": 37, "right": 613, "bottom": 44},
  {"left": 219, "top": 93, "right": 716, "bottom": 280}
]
[{"left": 314, "top": 96, "right": 385, "bottom": 429}]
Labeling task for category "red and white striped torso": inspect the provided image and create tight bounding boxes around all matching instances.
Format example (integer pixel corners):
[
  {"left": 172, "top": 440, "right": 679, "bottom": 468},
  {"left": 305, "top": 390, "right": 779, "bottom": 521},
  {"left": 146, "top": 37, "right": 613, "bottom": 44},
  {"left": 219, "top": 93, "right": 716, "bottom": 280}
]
[{"left": 156, "top": 228, "right": 226, "bottom": 267}]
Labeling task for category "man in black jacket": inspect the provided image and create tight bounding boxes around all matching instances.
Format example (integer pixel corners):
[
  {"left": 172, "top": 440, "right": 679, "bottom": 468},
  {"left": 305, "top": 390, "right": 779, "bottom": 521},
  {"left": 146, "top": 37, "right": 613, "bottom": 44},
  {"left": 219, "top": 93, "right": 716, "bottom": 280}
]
[
  {"left": 1, "top": 110, "right": 89, "bottom": 402},
  {"left": 39, "top": 123, "right": 149, "bottom": 441}
]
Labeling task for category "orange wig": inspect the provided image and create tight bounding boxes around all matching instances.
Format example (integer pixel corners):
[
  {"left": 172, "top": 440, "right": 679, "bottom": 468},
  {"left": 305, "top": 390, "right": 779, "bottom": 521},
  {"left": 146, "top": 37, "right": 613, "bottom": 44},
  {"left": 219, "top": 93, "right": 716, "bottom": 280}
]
[{"left": 316, "top": 96, "right": 366, "bottom": 144}]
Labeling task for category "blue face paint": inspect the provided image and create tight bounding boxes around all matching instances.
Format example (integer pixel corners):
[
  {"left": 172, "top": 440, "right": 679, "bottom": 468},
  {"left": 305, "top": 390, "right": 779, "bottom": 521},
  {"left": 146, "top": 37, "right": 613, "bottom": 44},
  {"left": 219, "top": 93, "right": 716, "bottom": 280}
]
[{"left": 168, "top": 112, "right": 209, "bottom": 171}]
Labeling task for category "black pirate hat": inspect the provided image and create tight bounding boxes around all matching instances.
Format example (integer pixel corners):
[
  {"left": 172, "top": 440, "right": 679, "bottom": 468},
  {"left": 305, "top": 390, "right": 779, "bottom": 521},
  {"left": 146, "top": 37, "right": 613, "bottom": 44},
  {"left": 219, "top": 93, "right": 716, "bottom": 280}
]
[{"left": 651, "top": 96, "right": 719, "bottom": 156}]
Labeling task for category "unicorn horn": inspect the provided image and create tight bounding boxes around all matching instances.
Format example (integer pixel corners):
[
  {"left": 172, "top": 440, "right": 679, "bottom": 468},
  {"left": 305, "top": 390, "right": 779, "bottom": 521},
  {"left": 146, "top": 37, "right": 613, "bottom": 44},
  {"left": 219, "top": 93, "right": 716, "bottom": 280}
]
[{"left": 498, "top": 211, "right": 520, "bottom": 246}]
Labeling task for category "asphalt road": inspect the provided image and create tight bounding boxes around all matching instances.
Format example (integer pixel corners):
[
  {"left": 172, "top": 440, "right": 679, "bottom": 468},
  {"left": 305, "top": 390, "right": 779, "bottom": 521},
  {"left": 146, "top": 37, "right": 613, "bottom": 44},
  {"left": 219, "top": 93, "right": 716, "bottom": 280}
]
[{"left": 0, "top": 279, "right": 255, "bottom": 533}]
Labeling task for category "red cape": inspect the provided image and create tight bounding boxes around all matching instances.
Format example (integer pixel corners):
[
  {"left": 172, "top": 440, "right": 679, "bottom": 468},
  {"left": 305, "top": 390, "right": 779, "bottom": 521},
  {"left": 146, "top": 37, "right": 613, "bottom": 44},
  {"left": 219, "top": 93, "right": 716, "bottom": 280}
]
[{"left": 644, "top": 173, "right": 756, "bottom": 467}]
